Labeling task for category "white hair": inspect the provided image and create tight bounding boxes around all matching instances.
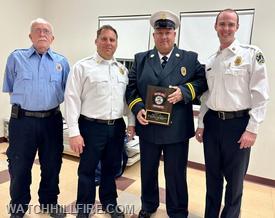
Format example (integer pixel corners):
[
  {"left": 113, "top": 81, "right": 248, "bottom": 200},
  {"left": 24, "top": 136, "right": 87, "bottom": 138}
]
[{"left": 30, "top": 18, "right": 54, "bottom": 33}]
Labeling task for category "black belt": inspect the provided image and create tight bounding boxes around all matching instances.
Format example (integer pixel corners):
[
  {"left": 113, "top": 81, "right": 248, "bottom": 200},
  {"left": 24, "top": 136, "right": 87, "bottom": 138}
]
[
  {"left": 80, "top": 115, "right": 122, "bottom": 125},
  {"left": 209, "top": 109, "right": 249, "bottom": 120},
  {"left": 22, "top": 107, "right": 60, "bottom": 118}
]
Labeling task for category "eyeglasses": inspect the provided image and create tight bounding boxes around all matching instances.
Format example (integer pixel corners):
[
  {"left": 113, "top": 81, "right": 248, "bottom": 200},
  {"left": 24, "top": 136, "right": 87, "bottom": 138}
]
[{"left": 32, "top": 28, "right": 52, "bottom": 35}]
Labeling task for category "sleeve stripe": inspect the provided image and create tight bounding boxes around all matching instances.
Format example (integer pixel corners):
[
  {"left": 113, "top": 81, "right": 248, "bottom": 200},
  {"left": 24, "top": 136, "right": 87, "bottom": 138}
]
[
  {"left": 186, "top": 83, "right": 196, "bottom": 100},
  {"left": 129, "top": 98, "right": 143, "bottom": 110}
]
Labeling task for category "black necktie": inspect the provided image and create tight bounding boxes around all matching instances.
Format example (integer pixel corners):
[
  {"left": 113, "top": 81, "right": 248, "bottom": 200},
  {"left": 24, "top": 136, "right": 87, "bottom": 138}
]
[{"left": 161, "top": 56, "right": 168, "bottom": 69}]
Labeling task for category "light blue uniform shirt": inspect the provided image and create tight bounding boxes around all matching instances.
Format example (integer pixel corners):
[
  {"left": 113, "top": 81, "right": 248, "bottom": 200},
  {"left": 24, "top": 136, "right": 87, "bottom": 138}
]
[{"left": 2, "top": 46, "right": 70, "bottom": 111}]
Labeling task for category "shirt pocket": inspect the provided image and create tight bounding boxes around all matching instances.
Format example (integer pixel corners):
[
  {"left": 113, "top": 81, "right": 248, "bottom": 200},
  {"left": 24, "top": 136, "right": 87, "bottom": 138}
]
[
  {"left": 117, "top": 75, "right": 128, "bottom": 95},
  {"left": 22, "top": 71, "right": 32, "bottom": 80},
  {"left": 50, "top": 72, "right": 63, "bottom": 102},
  {"left": 94, "top": 75, "right": 109, "bottom": 96},
  {"left": 21, "top": 71, "right": 32, "bottom": 94},
  {"left": 224, "top": 67, "right": 248, "bottom": 92},
  {"left": 206, "top": 69, "right": 215, "bottom": 90},
  {"left": 50, "top": 72, "right": 62, "bottom": 82}
]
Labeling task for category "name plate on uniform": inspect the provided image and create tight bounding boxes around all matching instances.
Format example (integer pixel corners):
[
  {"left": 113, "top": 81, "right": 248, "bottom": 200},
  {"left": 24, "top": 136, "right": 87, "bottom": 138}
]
[{"left": 145, "top": 85, "right": 174, "bottom": 125}]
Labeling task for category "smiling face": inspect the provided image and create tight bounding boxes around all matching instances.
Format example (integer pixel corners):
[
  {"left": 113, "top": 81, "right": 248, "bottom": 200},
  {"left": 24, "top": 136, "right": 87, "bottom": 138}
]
[
  {"left": 29, "top": 22, "right": 54, "bottom": 54},
  {"left": 215, "top": 10, "right": 239, "bottom": 49},
  {"left": 153, "top": 28, "right": 176, "bottom": 55},
  {"left": 95, "top": 28, "right": 117, "bottom": 60}
]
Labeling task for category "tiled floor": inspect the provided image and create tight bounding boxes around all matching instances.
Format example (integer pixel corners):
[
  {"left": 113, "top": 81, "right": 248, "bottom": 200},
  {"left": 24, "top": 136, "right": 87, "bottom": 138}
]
[{"left": 0, "top": 142, "right": 274, "bottom": 218}]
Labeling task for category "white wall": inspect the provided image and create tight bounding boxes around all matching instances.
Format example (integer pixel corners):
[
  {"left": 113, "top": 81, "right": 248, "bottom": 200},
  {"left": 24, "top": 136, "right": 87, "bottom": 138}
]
[
  {"left": 0, "top": 0, "right": 43, "bottom": 136},
  {"left": 0, "top": 0, "right": 274, "bottom": 180}
]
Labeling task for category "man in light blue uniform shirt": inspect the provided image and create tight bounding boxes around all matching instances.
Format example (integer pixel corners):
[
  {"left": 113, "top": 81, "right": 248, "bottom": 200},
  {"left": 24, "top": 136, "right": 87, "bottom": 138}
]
[{"left": 2, "top": 18, "right": 69, "bottom": 218}]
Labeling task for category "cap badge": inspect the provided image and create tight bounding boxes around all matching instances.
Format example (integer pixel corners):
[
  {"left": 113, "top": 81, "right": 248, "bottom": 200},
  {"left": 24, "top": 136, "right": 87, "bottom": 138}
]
[
  {"left": 56, "top": 63, "right": 62, "bottom": 72},
  {"left": 234, "top": 56, "right": 242, "bottom": 66},
  {"left": 181, "top": 67, "right": 187, "bottom": 76},
  {"left": 160, "top": 13, "right": 167, "bottom": 19}
]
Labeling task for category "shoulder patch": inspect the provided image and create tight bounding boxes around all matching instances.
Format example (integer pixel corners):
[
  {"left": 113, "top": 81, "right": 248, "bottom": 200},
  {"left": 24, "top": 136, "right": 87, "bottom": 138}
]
[{"left": 256, "top": 52, "right": 265, "bottom": 64}]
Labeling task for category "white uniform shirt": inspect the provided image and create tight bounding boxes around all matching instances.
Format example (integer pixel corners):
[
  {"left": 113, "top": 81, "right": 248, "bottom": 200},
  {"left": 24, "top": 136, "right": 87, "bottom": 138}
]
[
  {"left": 198, "top": 40, "right": 269, "bottom": 134},
  {"left": 65, "top": 52, "right": 135, "bottom": 137}
]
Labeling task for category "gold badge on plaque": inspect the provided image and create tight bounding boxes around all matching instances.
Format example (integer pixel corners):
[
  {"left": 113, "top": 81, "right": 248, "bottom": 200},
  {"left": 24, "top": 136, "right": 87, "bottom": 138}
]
[
  {"left": 234, "top": 56, "right": 242, "bottom": 66},
  {"left": 181, "top": 67, "right": 187, "bottom": 77}
]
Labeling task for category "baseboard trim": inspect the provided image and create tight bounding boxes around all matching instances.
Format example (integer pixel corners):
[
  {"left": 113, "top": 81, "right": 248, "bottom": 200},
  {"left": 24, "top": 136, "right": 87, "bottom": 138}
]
[
  {"left": 187, "top": 160, "right": 275, "bottom": 188},
  {"left": 0, "top": 137, "right": 7, "bottom": 143},
  {"left": 1, "top": 139, "right": 274, "bottom": 187}
]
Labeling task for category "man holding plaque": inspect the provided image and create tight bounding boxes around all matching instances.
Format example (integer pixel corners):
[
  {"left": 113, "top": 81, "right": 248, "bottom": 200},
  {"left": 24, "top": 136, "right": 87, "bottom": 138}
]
[{"left": 126, "top": 10, "right": 207, "bottom": 218}]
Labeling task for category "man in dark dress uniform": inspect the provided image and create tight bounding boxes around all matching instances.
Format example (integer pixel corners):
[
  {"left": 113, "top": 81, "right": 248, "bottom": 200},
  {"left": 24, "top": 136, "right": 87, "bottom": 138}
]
[{"left": 126, "top": 10, "right": 207, "bottom": 218}]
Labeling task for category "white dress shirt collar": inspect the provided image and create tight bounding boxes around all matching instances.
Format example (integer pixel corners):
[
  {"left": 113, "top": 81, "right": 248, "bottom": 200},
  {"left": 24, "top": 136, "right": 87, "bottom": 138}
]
[
  {"left": 217, "top": 39, "right": 240, "bottom": 56},
  {"left": 94, "top": 52, "right": 118, "bottom": 65},
  {"left": 158, "top": 48, "right": 174, "bottom": 62}
]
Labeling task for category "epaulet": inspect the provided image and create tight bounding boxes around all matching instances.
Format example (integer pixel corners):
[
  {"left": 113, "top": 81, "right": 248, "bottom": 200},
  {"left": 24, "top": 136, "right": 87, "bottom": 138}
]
[
  {"left": 239, "top": 43, "right": 259, "bottom": 51},
  {"left": 181, "top": 49, "right": 195, "bottom": 56},
  {"left": 75, "top": 56, "right": 94, "bottom": 65},
  {"left": 208, "top": 51, "right": 217, "bottom": 59},
  {"left": 51, "top": 51, "right": 67, "bottom": 58},
  {"left": 139, "top": 49, "right": 153, "bottom": 57},
  {"left": 12, "top": 48, "right": 28, "bottom": 53},
  {"left": 116, "top": 61, "right": 124, "bottom": 68},
  {"left": 240, "top": 44, "right": 265, "bottom": 64}
]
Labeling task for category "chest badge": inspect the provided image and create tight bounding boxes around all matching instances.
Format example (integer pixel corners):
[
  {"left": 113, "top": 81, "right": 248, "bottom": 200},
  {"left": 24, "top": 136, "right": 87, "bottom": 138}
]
[
  {"left": 119, "top": 67, "right": 125, "bottom": 75},
  {"left": 234, "top": 56, "right": 242, "bottom": 66},
  {"left": 181, "top": 67, "right": 187, "bottom": 77},
  {"left": 56, "top": 63, "right": 62, "bottom": 72}
]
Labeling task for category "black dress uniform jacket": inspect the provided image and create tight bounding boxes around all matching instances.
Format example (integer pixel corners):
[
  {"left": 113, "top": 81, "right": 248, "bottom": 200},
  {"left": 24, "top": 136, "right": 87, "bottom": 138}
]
[{"left": 126, "top": 46, "right": 207, "bottom": 144}]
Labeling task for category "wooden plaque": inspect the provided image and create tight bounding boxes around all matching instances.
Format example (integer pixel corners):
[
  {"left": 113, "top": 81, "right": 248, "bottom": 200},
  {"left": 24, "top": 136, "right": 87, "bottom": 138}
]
[{"left": 145, "top": 85, "right": 174, "bottom": 125}]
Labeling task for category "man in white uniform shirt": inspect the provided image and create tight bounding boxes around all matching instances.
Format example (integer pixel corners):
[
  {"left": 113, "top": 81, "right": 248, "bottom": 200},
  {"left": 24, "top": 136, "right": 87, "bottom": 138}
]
[
  {"left": 64, "top": 25, "right": 135, "bottom": 218},
  {"left": 195, "top": 9, "right": 269, "bottom": 218}
]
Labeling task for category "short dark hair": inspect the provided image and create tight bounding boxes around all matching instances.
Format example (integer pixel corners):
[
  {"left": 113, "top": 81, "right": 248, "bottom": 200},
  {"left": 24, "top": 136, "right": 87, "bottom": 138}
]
[
  {"left": 215, "top": 8, "right": 239, "bottom": 25},
  {"left": 97, "top": 25, "right": 118, "bottom": 39}
]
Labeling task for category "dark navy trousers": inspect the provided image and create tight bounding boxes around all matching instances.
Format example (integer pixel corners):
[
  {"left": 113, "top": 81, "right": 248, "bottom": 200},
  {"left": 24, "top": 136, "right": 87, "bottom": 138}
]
[
  {"left": 76, "top": 116, "right": 125, "bottom": 215},
  {"left": 7, "top": 112, "right": 63, "bottom": 215},
  {"left": 139, "top": 139, "right": 189, "bottom": 218},
  {"left": 203, "top": 110, "right": 250, "bottom": 218}
]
